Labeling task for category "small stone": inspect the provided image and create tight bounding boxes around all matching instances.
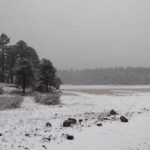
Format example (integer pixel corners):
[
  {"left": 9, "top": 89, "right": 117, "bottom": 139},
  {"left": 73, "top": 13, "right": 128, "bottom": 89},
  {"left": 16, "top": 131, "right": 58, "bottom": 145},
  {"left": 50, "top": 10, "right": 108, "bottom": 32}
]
[
  {"left": 43, "top": 136, "right": 51, "bottom": 142},
  {"left": 66, "top": 135, "right": 74, "bottom": 140},
  {"left": 25, "top": 133, "right": 30, "bottom": 137},
  {"left": 42, "top": 145, "right": 47, "bottom": 149},
  {"left": 0, "top": 133, "right": 2, "bottom": 136},
  {"left": 97, "top": 123, "right": 102, "bottom": 127},
  {"left": 102, "top": 117, "right": 110, "bottom": 120},
  {"left": 46, "top": 122, "right": 52, "bottom": 127},
  {"left": 79, "top": 119, "right": 83, "bottom": 123},
  {"left": 110, "top": 110, "right": 118, "bottom": 115},
  {"left": 120, "top": 116, "right": 128, "bottom": 122}
]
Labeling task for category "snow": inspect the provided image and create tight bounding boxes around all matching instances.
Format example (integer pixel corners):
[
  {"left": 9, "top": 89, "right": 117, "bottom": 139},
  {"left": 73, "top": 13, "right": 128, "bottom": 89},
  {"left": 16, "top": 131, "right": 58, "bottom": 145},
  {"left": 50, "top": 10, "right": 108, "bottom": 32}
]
[{"left": 0, "top": 85, "right": 150, "bottom": 150}]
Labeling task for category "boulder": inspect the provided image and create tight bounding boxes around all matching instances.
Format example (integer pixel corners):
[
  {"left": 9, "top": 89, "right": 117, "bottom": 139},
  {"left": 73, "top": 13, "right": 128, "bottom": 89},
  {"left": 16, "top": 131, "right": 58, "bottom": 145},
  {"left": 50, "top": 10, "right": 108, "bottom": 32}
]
[
  {"left": 63, "top": 120, "right": 72, "bottom": 127},
  {"left": 120, "top": 116, "right": 128, "bottom": 122},
  {"left": 68, "top": 118, "right": 77, "bottom": 124},
  {"left": 63, "top": 118, "right": 77, "bottom": 127}
]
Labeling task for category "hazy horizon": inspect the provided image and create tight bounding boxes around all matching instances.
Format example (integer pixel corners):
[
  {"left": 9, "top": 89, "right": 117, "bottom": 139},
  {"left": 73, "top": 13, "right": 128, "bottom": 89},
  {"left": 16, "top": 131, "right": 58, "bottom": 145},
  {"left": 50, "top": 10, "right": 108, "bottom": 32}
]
[{"left": 0, "top": 0, "right": 150, "bottom": 69}]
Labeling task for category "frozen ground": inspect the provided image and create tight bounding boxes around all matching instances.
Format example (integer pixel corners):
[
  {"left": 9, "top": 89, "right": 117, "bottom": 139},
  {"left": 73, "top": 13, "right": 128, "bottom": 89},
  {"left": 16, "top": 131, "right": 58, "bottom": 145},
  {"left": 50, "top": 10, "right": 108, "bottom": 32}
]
[{"left": 0, "top": 85, "right": 150, "bottom": 150}]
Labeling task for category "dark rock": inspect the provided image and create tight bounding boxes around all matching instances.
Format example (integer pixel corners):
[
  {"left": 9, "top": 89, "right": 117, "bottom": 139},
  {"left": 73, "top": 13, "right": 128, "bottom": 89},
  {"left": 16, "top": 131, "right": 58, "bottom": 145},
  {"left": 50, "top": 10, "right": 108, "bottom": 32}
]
[
  {"left": 63, "top": 120, "right": 72, "bottom": 127},
  {"left": 46, "top": 122, "right": 52, "bottom": 127},
  {"left": 43, "top": 136, "right": 51, "bottom": 142},
  {"left": 79, "top": 119, "right": 83, "bottom": 123},
  {"left": 120, "top": 116, "right": 128, "bottom": 122},
  {"left": 46, "top": 136, "right": 51, "bottom": 141},
  {"left": 0, "top": 133, "right": 2, "bottom": 136},
  {"left": 25, "top": 133, "right": 30, "bottom": 137},
  {"left": 66, "top": 135, "right": 74, "bottom": 140},
  {"left": 68, "top": 118, "right": 77, "bottom": 124},
  {"left": 102, "top": 117, "right": 110, "bottom": 120},
  {"left": 110, "top": 110, "right": 118, "bottom": 115},
  {"left": 63, "top": 118, "right": 77, "bottom": 127},
  {"left": 42, "top": 145, "right": 47, "bottom": 149},
  {"left": 97, "top": 123, "right": 102, "bottom": 127}
]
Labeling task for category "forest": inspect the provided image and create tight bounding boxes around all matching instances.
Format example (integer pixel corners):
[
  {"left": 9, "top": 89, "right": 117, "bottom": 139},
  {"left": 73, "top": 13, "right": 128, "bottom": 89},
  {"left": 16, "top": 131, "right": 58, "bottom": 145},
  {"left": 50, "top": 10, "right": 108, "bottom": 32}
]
[
  {"left": 58, "top": 67, "right": 150, "bottom": 85},
  {"left": 0, "top": 33, "right": 61, "bottom": 94}
]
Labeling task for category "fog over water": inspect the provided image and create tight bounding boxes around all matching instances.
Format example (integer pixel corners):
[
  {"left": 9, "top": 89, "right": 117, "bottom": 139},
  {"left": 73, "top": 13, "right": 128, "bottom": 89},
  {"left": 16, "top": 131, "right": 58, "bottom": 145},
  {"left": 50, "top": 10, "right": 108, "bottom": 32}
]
[{"left": 0, "top": 0, "right": 150, "bottom": 69}]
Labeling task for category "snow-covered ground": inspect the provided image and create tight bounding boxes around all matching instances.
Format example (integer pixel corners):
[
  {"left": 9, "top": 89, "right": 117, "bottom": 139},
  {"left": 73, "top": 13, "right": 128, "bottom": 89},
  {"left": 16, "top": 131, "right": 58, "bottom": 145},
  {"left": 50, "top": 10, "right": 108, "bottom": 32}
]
[{"left": 0, "top": 85, "right": 150, "bottom": 150}]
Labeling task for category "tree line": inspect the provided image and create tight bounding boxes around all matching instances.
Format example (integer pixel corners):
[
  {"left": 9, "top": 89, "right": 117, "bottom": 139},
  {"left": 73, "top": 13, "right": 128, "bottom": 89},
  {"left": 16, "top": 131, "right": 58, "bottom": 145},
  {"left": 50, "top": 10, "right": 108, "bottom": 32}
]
[
  {"left": 58, "top": 67, "right": 150, "bottom": 85},
  {"left": 0, "top": 33, "right": 62, "bottom": 94}
]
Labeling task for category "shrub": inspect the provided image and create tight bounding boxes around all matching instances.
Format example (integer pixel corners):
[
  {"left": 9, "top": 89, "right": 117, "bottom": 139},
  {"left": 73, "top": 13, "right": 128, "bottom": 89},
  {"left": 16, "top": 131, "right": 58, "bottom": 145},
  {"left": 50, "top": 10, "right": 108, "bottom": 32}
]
[
  {"left": 34, "top": 92, "right": 61, "bottom": 105},
  {"left": 2, "top": 87, "right": 20, "bottom": 95},
  {"left": 3, "top": 87, "right": 32, "bottom": 95},
  {"left": 0, "top": 95, "right": 23, "bottom": 110}
]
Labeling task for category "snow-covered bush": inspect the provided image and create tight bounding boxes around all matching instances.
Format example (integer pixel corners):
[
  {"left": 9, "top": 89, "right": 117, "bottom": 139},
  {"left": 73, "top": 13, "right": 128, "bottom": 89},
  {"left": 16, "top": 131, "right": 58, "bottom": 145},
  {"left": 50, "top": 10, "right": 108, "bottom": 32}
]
[
  {"left": 34, "top": 92, "right": 61, "bottom": 105},
  {"left": 0, "top": 95, "right": 23, "bottom": 110},
  {"left": 3, "top": 87, "right": 21, "bottom": 95},
  {"left": 3, "top": 87, "right": 33, "bottom": 95}
]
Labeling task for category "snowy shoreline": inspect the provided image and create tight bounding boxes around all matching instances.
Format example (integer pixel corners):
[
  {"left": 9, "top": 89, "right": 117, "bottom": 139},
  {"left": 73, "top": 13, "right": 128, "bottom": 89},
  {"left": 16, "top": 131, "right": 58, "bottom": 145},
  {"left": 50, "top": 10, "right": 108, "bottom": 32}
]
[{"left": 0, "top": 86, "right": 150, "bottom": 150}]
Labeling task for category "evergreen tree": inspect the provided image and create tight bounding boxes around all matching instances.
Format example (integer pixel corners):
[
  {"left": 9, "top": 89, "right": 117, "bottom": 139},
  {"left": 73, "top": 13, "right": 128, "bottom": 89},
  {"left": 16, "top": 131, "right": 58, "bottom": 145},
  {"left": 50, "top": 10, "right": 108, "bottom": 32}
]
[
  {"left": 36, "top": 59, "right": 61, "bottom": 92},
  {"left": 6, "top": 45, "right": 17, "bottom": 83},
  {"left": 15, "top": 58, "right": 35, "bottom": 94},
  {"left": 0, "top": 33, "right": 10, "bottom": 82}
]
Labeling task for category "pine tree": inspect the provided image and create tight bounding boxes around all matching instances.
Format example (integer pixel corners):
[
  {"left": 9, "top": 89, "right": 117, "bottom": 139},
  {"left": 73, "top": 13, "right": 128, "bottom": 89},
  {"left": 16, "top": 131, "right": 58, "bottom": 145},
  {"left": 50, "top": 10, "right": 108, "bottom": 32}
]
[
  {"left": 0, "top": 33, "right": 10, "bottom": 82},
  {"left": 36, "top": 59, "right": 61, "bottom": 92},
  {"left": 15, "top": 58, "right": 35, "bottom": 94},
  {"left": 6, "top": 45, "right": 17, "bottom": 83}
]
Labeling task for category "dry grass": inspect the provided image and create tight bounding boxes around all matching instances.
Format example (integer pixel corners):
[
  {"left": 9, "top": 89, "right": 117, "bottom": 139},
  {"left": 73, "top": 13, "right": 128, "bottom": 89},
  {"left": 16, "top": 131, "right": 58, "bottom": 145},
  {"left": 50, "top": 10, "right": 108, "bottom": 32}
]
[
  {"left": 66, "top": 88, "right": 150, "bottom": 95},
  {"left": 0, "top": 95, "right": 23, "bottom": 110},
  {"left": 34, "top": 92, "right": 61, "bottom": 105}
]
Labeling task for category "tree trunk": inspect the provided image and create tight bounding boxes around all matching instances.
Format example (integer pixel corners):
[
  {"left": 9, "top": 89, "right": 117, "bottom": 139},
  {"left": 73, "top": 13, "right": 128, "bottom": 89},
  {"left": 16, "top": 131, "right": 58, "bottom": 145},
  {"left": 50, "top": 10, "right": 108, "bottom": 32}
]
[
  {"left": 46, "top": 81, "right": 48, "bottom": 92},
  {"left": 22, "top": 74, "right": 26, "bottom": 94},
  {"left": 1, "top": 50, "right": 5, "bottom": 82},
  {"left": 10, "top": 75, "right": 14, "bottom": 84}
]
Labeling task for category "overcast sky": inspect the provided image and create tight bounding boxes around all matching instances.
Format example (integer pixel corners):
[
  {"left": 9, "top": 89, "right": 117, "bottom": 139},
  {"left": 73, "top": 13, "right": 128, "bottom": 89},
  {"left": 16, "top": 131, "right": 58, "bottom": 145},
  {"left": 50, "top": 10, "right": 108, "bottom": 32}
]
[{"left": 0, "top": 0, "right": 150, "bottom": 69}]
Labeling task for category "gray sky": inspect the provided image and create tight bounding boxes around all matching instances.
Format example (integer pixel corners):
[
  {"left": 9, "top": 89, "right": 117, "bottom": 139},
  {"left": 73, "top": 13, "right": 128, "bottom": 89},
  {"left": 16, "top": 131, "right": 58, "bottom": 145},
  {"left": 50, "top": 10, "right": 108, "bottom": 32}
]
[{"left": 0, "top": 0, "right": 150, "bottom": 69}]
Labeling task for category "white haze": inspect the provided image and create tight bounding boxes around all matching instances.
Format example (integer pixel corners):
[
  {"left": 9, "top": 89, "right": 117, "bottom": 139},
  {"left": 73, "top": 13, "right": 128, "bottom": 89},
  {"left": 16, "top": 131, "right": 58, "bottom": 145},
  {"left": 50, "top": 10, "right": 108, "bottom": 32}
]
[{"left": 0, "top": 0, "right": 150, "bottom": 69}]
